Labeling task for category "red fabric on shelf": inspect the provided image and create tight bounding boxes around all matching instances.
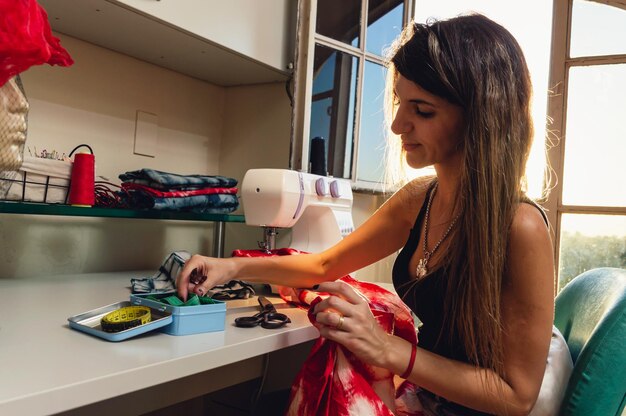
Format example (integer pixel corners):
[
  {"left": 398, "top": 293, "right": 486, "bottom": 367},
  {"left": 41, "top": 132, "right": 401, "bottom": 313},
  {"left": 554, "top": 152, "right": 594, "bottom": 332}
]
[
  {"left": 0, "top": 0, "right": 74, "bottom": 86},
  {"left": 121, "top": 182, "right": 238, "bottom": 198},
  {"left": 231, "top": 248, "right": 423, "bottom": 416}
]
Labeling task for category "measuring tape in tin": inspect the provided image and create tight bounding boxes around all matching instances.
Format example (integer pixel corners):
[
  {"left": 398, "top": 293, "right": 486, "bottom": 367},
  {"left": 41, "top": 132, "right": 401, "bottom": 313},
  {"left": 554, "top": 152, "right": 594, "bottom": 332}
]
[{"left": 101, "top": 306, "right": 152, "bottom": 333}]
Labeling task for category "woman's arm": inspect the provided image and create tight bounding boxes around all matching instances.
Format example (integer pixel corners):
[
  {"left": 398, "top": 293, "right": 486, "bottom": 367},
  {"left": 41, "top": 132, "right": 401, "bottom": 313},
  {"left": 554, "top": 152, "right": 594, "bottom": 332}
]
[
  {"left": 313, "top": 203, "right": 555, "bottom": 416},
  {"left": 176, "top": 179, "right": 429, "bottom": 300}
]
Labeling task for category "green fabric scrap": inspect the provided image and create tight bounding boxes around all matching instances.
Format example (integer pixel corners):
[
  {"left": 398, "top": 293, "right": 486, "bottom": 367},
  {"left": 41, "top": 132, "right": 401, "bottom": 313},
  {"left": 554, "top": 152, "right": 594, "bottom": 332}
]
[{"left": 146, "top": 294, "right": 219, "bottom": 306}]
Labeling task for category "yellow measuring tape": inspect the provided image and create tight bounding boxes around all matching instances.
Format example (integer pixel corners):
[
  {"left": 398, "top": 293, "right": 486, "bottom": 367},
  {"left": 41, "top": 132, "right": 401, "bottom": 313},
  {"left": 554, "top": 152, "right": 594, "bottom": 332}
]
[{"left": 101, "top": 306, "right": 152, "bottom": 333}]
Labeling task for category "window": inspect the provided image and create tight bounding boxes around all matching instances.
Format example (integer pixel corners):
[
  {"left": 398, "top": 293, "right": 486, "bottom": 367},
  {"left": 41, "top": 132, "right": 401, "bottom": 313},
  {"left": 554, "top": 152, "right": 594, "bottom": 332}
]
[
  {"left": 291, "top": 0, "right": 414, "bottom": 191},
  {"left": 547, "top": 0, "right": 626, "bottom": 290}
]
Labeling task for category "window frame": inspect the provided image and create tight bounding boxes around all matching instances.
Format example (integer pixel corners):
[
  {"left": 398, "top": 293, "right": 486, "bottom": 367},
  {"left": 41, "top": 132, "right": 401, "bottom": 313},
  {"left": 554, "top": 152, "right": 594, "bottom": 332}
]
[
  {"left": 545, "top": 0, "right": 626, "bottom": 288},
  {"left": 290, "top": 0, "right": 415, "bottom": 192}
]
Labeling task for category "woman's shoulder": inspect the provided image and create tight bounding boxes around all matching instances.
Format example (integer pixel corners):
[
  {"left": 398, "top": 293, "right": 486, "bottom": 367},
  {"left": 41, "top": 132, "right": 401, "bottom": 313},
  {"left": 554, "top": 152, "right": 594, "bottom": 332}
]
[
  {"left": 397, "top": 175, "right": 433, "bottom": 197},
  {"left": 387, "top": 176, "right": 433, "bottom": 208},
  {"left": 378, "top": 176, "right": 433, "bottom": 223},
  {"left": 379, "top": 176, "right": 434, "bottom": 226},
  {"left": 507, "top": 201, "right": 553, "bottom": 276},
  {"left": 512, "top": 200, "right": 550, "bottom": 235},
  {"left": 504, "top": 200, "right": 555, "bottom": 311}
]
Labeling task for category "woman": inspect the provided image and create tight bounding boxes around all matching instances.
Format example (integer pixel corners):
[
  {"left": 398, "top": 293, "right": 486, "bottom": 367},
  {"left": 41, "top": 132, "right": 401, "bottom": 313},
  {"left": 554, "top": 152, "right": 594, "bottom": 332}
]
[{"left": 177, "top": 14, "right": 554, "bottom": 415}]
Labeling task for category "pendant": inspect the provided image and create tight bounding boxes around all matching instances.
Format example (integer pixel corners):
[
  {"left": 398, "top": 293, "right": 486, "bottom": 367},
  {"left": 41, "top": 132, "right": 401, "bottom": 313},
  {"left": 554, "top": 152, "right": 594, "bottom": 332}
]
[{"left": 416, "top": 258, "right": 428, "bottom": 279}]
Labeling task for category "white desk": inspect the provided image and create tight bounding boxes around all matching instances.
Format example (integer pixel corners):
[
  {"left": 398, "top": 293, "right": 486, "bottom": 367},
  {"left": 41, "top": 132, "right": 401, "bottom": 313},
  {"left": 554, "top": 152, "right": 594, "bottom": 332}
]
[{"left": 0, "top": 272, "right": 318, "bottom": 416}]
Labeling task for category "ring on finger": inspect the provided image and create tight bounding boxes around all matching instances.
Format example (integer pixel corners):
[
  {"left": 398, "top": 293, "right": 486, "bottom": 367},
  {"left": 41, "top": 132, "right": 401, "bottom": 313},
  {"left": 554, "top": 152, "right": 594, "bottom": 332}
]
[{"left": 336, "top": 315, "right": 345, "bottom": 330}]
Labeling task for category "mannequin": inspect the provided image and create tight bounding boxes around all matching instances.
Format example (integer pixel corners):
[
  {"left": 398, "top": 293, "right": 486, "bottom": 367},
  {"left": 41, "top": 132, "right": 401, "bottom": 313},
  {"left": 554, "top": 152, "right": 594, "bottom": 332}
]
[
  {"left": 0, "top": 76, "right": 29, "bottom": 197},
  {"left": 0, "top": 75, "right": 29, "bottom": 171},
  {"left": 0, "top": 0, "right": 73, "bottom": 197}
]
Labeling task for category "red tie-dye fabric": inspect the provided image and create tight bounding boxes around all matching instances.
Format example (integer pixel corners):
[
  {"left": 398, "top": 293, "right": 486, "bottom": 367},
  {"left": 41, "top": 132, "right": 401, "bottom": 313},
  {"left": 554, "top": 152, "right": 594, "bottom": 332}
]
[{"left": 231, "top": 249, "right": 424, "bottom": 416}]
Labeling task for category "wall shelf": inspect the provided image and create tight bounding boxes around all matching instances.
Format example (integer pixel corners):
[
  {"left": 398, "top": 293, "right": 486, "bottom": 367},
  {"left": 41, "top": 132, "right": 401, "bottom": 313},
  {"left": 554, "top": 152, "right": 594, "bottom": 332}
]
[
  {"left": 0, "top": 201, "right": 244, "bottom": 222},
  {"left": 0, "top": 201, "right": 245, "bottom": 257}
]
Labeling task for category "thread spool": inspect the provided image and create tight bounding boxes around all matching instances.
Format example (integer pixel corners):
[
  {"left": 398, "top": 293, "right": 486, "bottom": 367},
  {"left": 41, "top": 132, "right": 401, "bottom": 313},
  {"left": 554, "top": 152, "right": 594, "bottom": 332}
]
[
  {"left": 68, "top": 144, "right": 95, "bottom": 207},
  {"left": 310, "top": 136, "right": 327, "bottom": 176}
]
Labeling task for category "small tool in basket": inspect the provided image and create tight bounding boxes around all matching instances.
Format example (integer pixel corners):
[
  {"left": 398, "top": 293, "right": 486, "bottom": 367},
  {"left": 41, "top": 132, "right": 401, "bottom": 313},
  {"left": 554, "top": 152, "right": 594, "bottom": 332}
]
[{"left": 234, "top": 296, "right": 291, "bottom": 329}]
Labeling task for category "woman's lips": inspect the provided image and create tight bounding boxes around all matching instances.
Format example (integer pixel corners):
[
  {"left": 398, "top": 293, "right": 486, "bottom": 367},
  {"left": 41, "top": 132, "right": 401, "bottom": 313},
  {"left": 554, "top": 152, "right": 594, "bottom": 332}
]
[{"left": 402, "top": 142, "right": 420, "bottom": 151}]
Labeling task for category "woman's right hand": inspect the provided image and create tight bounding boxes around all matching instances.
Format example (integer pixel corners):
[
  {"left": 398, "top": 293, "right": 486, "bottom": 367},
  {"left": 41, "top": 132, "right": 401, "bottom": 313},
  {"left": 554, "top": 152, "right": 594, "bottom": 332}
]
[{"left": 176, "top": 254, "right": 234, "bottom": 301}]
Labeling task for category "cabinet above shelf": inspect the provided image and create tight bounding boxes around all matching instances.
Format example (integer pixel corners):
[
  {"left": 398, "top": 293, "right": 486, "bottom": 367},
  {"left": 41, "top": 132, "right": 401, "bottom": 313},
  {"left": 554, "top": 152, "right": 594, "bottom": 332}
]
[
  {"left": 0, "top": 201, "right": 245, "bottom": 223},
  {"left": 38, "top": 0, "right": 295, "bottom": 87}
]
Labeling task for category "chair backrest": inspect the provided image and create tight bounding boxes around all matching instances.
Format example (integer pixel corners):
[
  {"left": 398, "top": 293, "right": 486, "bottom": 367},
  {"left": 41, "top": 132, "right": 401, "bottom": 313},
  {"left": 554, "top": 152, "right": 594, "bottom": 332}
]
[{"left": 554, "top": 267, "right": 626, "bottom": 416}]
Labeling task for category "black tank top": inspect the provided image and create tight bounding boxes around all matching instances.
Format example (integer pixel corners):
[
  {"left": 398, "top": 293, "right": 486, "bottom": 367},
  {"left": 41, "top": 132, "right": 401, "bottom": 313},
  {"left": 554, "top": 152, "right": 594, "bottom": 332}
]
[
  {"left": 392, "top": 182, "right": 548, "bottom": 415},
  {"left": 392, "top": 182, "right": 469, "bottom": 361}
]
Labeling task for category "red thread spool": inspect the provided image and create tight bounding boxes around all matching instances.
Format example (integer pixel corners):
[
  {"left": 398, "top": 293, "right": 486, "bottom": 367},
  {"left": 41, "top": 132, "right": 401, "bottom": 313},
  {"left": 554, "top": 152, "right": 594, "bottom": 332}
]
[{"left": 68, "top": 145, "right": 95, "bottom": 207}]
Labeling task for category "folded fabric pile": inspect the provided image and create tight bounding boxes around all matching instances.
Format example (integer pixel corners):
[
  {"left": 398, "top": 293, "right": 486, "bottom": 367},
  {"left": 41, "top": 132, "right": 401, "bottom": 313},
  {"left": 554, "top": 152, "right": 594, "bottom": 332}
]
[{"left": 118, "top": 168, "right": 239, "bottom": 214}]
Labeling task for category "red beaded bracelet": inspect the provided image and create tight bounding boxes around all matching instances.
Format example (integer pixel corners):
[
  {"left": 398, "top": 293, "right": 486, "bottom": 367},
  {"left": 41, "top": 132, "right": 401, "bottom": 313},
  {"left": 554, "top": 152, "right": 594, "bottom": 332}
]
[{"left": 400, "top": 343, "right": 417, "bottom": 379}]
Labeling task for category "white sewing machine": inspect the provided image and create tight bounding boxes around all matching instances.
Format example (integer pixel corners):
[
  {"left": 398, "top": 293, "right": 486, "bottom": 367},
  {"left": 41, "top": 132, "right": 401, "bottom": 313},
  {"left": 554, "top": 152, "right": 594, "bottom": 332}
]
[{"left": 241, "top": 169, "right": 354, "bottom": 254}]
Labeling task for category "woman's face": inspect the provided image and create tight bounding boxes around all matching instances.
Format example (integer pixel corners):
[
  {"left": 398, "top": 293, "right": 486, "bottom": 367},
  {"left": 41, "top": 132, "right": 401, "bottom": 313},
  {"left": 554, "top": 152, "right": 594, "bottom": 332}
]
[
  {"left": 390, "top": 74, "right": 464, "bottom": 171},
  {"left": 0, "top": 77, "right": 29, "bottom": 171}
]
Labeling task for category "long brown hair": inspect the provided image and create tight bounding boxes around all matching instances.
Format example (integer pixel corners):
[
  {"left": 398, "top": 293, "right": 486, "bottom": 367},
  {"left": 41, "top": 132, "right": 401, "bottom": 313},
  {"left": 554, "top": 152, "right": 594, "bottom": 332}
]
[{"left": 386, "top": 14, "right": 534, "bottom": 386}]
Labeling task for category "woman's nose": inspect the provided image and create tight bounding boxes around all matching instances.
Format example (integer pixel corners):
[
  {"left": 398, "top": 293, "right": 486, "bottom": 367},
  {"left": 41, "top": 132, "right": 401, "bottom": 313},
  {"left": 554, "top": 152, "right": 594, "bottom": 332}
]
[{"left": 390, "top": 110, "right": 410, "bottom": 135}]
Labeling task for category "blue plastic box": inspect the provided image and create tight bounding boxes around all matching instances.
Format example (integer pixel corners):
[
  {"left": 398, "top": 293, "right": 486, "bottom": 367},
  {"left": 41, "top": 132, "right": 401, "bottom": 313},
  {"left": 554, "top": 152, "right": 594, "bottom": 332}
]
[{"left": 130, "top": 292, "right": 226, "bottom": 335}]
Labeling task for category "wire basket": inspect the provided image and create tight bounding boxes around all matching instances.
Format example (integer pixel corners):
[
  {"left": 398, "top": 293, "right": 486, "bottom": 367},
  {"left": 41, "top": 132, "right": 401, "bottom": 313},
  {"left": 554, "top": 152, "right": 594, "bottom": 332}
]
[{"left": 0, "top": 156, "right": 71, "bottom": 204}]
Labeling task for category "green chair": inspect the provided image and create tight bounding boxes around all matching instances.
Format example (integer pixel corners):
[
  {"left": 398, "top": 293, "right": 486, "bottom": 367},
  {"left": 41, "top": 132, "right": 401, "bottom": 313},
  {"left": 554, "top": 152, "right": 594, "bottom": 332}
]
[{"left": 554, "top": 267, "right": 626, "bottom": 416}]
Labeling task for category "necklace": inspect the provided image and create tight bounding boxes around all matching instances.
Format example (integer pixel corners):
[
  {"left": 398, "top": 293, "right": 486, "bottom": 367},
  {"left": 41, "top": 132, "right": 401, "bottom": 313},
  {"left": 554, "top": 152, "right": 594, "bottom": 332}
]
[{"left": 415, "top": 182, "right": 460, "bottom": 279}]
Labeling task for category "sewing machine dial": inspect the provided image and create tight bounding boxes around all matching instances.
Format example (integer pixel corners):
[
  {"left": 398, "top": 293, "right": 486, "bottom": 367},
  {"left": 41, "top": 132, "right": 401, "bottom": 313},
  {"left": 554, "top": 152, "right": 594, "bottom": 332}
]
[{"left": 315, "top": 177, "right": 329, "bottom": 196}]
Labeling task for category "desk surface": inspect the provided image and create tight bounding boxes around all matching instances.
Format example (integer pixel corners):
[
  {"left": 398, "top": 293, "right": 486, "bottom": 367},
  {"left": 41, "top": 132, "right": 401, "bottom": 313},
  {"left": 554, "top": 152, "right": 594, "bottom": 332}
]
[{"left": 0, "top": 272, "right": 318, "bottom": 416}]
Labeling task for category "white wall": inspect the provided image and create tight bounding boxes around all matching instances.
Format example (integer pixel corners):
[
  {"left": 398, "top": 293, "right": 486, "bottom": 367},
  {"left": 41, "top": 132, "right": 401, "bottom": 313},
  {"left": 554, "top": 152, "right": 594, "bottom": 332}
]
[
  {"left": 0, "top": 34, "right": 393, "bottom": 282},
  {"left": 21, "top": 35, "right": 225, "bottom": 184},
  {"left": 219, "top": 82, "right": 292, "bottom": 256},
  {"left": 0, "top": 34, "right": 279, "bottom": 279},
  {"left": 352, "top": 193, "right": 397, "bottom": 283}
]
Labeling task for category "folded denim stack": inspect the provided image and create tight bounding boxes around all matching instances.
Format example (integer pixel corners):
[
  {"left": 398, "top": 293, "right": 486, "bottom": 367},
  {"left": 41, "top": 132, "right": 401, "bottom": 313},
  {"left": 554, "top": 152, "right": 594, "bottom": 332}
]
[{"left": 118, "top": 168, "right": 239, "bottom": 214}]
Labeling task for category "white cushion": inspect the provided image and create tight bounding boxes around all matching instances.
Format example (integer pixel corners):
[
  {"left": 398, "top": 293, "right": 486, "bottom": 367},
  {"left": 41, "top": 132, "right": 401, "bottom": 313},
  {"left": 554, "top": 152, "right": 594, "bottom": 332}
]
[{"left": 529, "top": 326, "right": 573, "bottom": 415}]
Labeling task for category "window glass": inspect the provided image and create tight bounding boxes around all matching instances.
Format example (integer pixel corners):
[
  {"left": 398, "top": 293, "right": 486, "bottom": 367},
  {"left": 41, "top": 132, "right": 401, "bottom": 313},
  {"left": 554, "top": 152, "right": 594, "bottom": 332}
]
[
  {"left": 366, "top": 0, "right": 404, "bottom": 56},
  {"left": 309, "top": 44, "right": 359, "bottom": 179},
  {"left": 570, "top": 0, "right": 626, "bottom": 58},
  {"left": 356, "top": 61, "right": 387, "bottom": 183},
  {"left": 316, "top": 0, "right": 362, "bottom": 47},
  {"left": 558, "top": 213, "right": 626, "bottom": 290},
  {"left": 562, "top": 64, "right": 626, "bottom": 207},
  {"left": 312, "top": 50, "right": 336, "bottom": 95}
]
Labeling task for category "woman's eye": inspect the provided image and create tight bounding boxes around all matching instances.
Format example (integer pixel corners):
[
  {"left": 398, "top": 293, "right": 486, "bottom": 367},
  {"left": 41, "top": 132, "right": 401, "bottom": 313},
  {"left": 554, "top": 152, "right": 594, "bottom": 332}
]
[{"left": 415, "top": 108, "right": 435, "bottom": 118}]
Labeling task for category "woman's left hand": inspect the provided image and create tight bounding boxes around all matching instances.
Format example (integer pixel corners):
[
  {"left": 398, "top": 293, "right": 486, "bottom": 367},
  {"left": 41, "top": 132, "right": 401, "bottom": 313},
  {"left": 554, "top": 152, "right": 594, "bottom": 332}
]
[{"left": 312, "top": 281, "right": 392, "bottom": 368}]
